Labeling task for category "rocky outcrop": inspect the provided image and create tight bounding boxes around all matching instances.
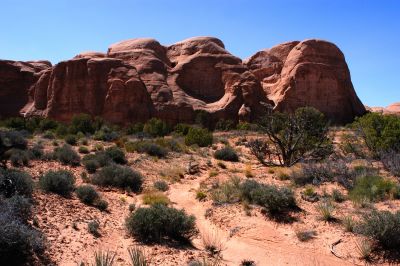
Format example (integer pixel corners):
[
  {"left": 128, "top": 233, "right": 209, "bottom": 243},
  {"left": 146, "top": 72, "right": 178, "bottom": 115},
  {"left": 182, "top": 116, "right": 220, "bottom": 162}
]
[
  {"left": 367, "top": 102, "right": 400, "bottom": 115},
  {"left": 246, "top": 40, "right": 366, "bottom": 124},
  {"left": 0, "top": 37, "right": 366, "bottom": 125},
  {"left": 0, "top": 60, "right": 51, "bottom": 119}
]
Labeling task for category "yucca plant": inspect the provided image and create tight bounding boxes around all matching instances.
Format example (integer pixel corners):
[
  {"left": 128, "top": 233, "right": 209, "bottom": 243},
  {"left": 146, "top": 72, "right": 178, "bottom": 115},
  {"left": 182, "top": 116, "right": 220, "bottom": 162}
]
[
  {"left": 92, "top": 250, "right": 115, "bottom": 266},
  {"left": 128, "top": 246, "right": 149, "bottom": 266}
]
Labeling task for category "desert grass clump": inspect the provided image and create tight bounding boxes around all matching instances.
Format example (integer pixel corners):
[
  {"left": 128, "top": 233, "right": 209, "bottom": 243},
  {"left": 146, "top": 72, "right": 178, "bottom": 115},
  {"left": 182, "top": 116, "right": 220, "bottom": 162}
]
[
  {"left": 342, "top": 216, "right": 356, "bottom": 232},
  {"left": 92, "top": 164, "right": 143, "bottom": 192},
  {"left": 53, "top": 144, "right": 81, "bottom": 166},
  {"left": 201, "top": 227, "right": 225, "bottom": 256},
  {"left": 126, "top": 204, "right": 197, "bottom": 243},
  {"left": 39, "top": 169, "right": 75, "bottom": 196},
  {"left": 210, "top": 176, "right": 241, "bottom": 204},
  {"left": 128, "top": 246, "right": 149, "bottom": 266},
  {"left": 214, "top": 146, "right": 239, "bottom": 162},
  {"left": 315, "top": 200, "right": 335, "bottom": 221},
  {"left": 355, "top": 210, "right": 400, "bottom": 249},
  {"left": 244, "top": 164, "right": 253, "bottom": 178},
  {"left": 196, "top": 190, "right": 207, "bottom": 201},
  {"left": 331, "top": 189, "right": 345, "bottom": 203},
  {"left": 240, "top": 260, "right": 256, "bottom": 266},
  {"left": 355, "top": 238, "right": 373, "bottom": 261},
  {"left": 295, "top": 229, "right": 317, "bottom": 242},
  {"left": 142, "top": 191, "right": 170, "bottom": 206},
  {"left": 92, "top": 250, "right": 116, "bottom": 266}
]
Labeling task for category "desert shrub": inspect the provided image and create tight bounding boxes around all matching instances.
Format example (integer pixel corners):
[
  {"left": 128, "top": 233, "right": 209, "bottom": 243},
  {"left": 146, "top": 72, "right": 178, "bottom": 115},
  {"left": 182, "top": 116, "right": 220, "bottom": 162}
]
[
  {"left": 339, "top": 131, "right": 368, "bottom": 158},
  {"left": 0, "top": 212, "right": 44, "bottom": 264},
  {"left": 96, "top": 199, "right": 108, "bottom": 211},
  {"left": 210, "top": 177, "right": 241, "bottom": 204},
  {"left": 125, "top": 122, "right": 144, "bottom": 135},
  {"left": 0, "top": 130, "right": 28, "bottom": 167},
  {"left": 248, "top": 107, "right": 332, "bottom": 167},
  {"left": 142, "top": 191, "right": 170, "bottom": 206},
  {"left": 125, "top": 204, "right": 197, "bottom": 243},
  {"left": 316, "top": 200, "right": 335, "bottom": 221},
  {"left": 185, "top": 127, "right": 213, "bottom": 147},
  {"left": 0, "top": 168, "right": 33, "bottom": 198},
  {"left": 342, "top": 216, "right": 355, "bottom": 232},
  {"left": 143, "top": 118, "right": 171, "bottom": 137},
  {"left": 295, "top": 229, "right": 317, "bottom": 242},
  {"left": 39, "top": 169, "right": 75, "bottom": 196},
  {"left": 174, "top": 123, "right": 191, "bottom": 136},
  {"left": 76, "top": 185, "right": 100, "bottom": 205},
  {"left": 92, "top": 165, "right": 143, "bottom": 192},
  {"left": 70, "top": 113, "right": 96, "bottom": 134},
  {"left": 153, "top": 180, "right": 169, "bottom": 191},
  {"left": 105, "top": 146, "right": 127, "bottom": 164},
  {"left": 1, "top": 117, "right": 27, "bottom": 130},
  {"left": 83, "top": 152, "right": 111, "bottom": 168},
  {"left": 88, "top": 220, "right": 100, "bottom": 237},
  {"left": 83, "top": 159, "right": 100, "bottom": 174},
  {"left": 53, "top": 144, "right": 80, "bottom": 166},
  {"left": 249, "top": 184, "right": 296, "bottom": 214},
  {"left": 196, "top": 191, "right": 207, "bottom": 201},
  {"left": 215, "top": 119, "right": 235, "bottom": 131},
  {"left": 42, "top": 130, "right": 55, "bottom": 139},
  {"left": 38, "top": 118, "right": 59, "bottom": 132},
  {"left": 125, "top": 141, "right": 168, "bottom": 158},
  {"left": 29, "top": 143, "right": 44, "bottom": 159},
  {"left": 195, "top": 110, "right": 213, "bottom": 129},
  {"left": 93, "top": 126, "right": 119, "bottom": 142},
  {"left": 9, "top": 149, "right": 30, "bottom": 167},
  {"left": 64, "top": 134, "right": 78, "bottom": 146},
  {"left": 380, "top": 150, "right": 400, "bottom": 177},
  {"left": 349, "top": 175, "right": 399, "bottom": 204},
  {"left": 55, "top": 124, "right": 68, "bottom": 137},
  {"left": 214, "top": 146, "right": 239, "bottom": 162},
  {"left": 78, "top": 146, "right": 90, "bottom": 154},
  {"left": 0, "top": 195, "right": 32, "bottom": 222},
  {"left": 331, "top": 189, "right": 345, "bottom": 203},
  {"left": 352, "top": 113, "right": 400, "bottom": 156},
  {"left": 355, "top": 210, "right": 400, "bottom": 249},
  {"left": 155, "top": 138, "right": 184, "bottom": 153}
]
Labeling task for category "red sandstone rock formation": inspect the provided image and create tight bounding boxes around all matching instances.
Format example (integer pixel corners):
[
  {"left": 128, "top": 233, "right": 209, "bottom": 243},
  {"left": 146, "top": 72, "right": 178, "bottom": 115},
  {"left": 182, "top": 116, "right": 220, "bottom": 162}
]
[{"left": 0, "top": 37, "right": 366, "bottom": 124}]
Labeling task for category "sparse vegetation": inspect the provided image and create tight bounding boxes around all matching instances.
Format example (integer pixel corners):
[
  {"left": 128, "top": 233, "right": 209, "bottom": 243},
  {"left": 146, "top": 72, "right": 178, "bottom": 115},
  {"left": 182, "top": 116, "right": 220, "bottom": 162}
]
[
  {"left": 153, "top": 180, "right": 169, "bottom": 191},
  {"left": 142, "top": 191, "right": 170, "bottom": 206},
  {"left": 214, "top": 146, "right": 239, "bottom": 162},
  {"left": 128, "top": 246, "right": 149, "bottom": 266},
  {"left": 295, "top": 229, "right": 317, "bottom": 242},
  {"left": 76, "top": 185, "right": 100, "bottom": 205},
  {"left": 349, "top": 175, "right": 399, "bottom": 204},
  {"left": 88, "top": 220, "right": 100, "bottom": 237},
  {"left": 92, "top": 164, "right": 143, "bottom": 192},
  {"left": 39, "top": 169, "right": 76, "bottom": 196},
  {"left": 316, "top": 200, "right": 335, "bottom": 221},
  {"left": 185, "top": 127, "right": 213, "bottom": 147},
  {"left": 53, "top": 144, "right": 81, "bottom": 166},
  {"left": 125, "top": 141, "right": 168, "bottom": 158},
  {"left": 125, "top": 204, "right": 197, "bottom": 243},
  {"left": 65, "top": 134, "right": 78, "bottom": 145}
]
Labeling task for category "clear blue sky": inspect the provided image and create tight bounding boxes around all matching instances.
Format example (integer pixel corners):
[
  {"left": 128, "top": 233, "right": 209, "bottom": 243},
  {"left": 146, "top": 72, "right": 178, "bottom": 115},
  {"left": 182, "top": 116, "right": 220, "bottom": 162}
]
[{"left": 1, "top": 0, "right": 399, "bottom": 107}]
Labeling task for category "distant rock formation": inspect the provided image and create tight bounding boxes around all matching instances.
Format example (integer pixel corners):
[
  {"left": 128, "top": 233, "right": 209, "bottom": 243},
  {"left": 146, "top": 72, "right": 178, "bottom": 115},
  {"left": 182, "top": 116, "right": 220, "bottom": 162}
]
[
  {"left": 0, "top": 37, "right": 366, "bottom": 125},
  {"left": 366, "top": 102, "right": 400, "bottom": 115}
]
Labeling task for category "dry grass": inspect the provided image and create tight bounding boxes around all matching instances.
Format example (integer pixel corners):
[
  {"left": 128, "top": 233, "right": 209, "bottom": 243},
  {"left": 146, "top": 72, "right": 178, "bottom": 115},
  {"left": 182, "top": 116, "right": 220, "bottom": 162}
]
[{"left": 200, "top": 226, "right": 226, "bottom": 256}]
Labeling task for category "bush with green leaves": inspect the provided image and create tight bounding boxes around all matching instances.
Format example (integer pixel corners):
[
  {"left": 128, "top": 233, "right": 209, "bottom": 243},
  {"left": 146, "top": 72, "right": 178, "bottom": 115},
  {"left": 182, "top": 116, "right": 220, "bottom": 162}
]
[
  {"left": 355, "top": 210, "right": 400, "bottom": 249},
  {"left": 53, "top": 144, "right": 80, "bottom": 166},
  {"left": 29, "top": 143, "right": 44, "bottom": 159},
  {"left": 92, "top": 165, "right": 143, "bottom": 192},
  {"left": 0, "top": 168, "right": 33, "bottom": 198},
  {"left": 93, "top": 126, "right": 119, "bottom": 142},
  {"left": 248, "top": 107, "right": 332, "bottom": 167},
  {"left": 174, "top": 123, "right": 191, "bottom": 136},
  {"left": 215, "top": 119, "right": 235, "bottom": 131},
  {"left": 185, "top": 127, "right": 213, "bottom": 147},
  {"left": 352, "top": 112, "right": 400, "bottom": 156},
  {"left": 143, "top": 118, "right": 171, "bottom": 137},
  {"left": 214, "top": 146, "right": 239, "bottom": 162},
  {"left": 78, "top": 146, "right": 90, "bottom": 154},
  {"left": 154, "top": 180, "right": 169, "bottom": 191},
  {"left": 9, "top": 149, "right": 30, "bottom": 167},
  {"left": 76, "top": 185, "right": 100, "bottom": 205},
  {"left": 125, "top": 141, "right": 168, "bottom": 158},
  {"left": 39, "top": 169, "right": 76, "bottom": 196},
  {"left": 0, "top": 130, "right": 28, "bottom": 168},
  {"left": 104, "top": 146, "right": 127, "bottom": 164},
  {"left": 83, "top": 159, "right": 100, "bottom": 173},
  {"left": 125, "top": 122, "right": 144, "bottom": 135},
  {"left": 125, "top": 204, "right": 197, "bottom": 243},
  {"left": 349, "top": 175, "right": 399, "bottom": 204},
  {"left": 64, "top": 134, "right": 78, "bottom": 146},
  {"left": 69, "top": 113, "right": 96, "bottom": 134}
]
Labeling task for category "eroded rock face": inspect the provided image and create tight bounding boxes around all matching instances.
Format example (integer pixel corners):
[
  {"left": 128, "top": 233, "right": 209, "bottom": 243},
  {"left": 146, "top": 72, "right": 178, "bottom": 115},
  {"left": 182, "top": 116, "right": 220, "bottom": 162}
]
[
  {"left": 246, "top": 40, "right": 366, "bottom": 124},
  {"left": 0, "top": 37, "right": 366, "bottom": 125}
]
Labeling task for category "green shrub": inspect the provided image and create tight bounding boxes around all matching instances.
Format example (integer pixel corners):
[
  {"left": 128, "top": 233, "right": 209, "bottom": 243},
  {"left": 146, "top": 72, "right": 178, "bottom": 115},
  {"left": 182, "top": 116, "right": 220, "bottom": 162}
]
[
  {"left": 9, "top": 149, "right": 30, "bottom": 167},
  {"left": 125, "top": 123, "right": 144, "bottom": 135},
  {"left": 249, "top": 185, "right": 296, "bottom": 214},
  {"left": 355, "top": 210, "right": 400, "bottom": 249},
  {"left": 352, "top": 112, "right": 400, "bottom": 155},
  {"left": 93, "top": 126, "right": 119, "bottom": 142},
  {"left": 349, "top": 175, "right": 399, "bottom": 204},
  {"left": 105, "top": 146, "right": 127, "bottom": 164},
  {"left": 215, "top": 119, "right": 235, "bottom": 131},
  {"left": 78, "top": 146, "right": 90, "bottom": 154},
  {"left": 53, "top": 144, "right": 80, "bottom": 166},
  {"left": 142, "top": 191, "right": 170, "bottom": 206},
  {"left": 174, "top": 123, "right": 191, "bottom": 136},
  {"left": 29, "top": 143, "right": 44, "bottom": 159},
  {"left": 125, "top": 141, "right": 168, "bottom": 158},
  {"left": 331, "top": 189, "right": 345, "bottom": 203},
  {"left": 143, "top": 118, "right": 170, "bottom": 137},
  {"left": 0, "top": 168, "right": 33, "bottom": 198},
  {"left": 1, "top": 195, "right": 32, "bottom": 221},
  {"left": 83, "top": 152, "right": 111, "bottom": 168},
  {"left": 76, "top": 185, "right": 100, "bottom": 205},
  {"left": 88, "top": 220, "right": 100, "bottom": 237},
  {"left": 65, "top": 134, "right": 78, "bottom": 146},
  {"left": 83, "top": 159, "right": 100, "bottom": 174},
  {"left": 96, "top": 199, "right": 108, "bottom": 211},
  {"left": 39, "top": 170, "right": 75, "bottom": 196},
  {"left": 210, "top": 177, "right": 241, "bottom": 204},
  {"left": 185, "top": 127, "right": 213, "bottom": 147},
  {"left": 70, "top": 113, "right": 96, "bottom": 134},
  {"left": 125, "top": 204, "right": 197, "bottom": 243},
  {"left": 92, "top": 165, "right": 143, "bottom": 192},
  {"left": 214, "top": 146, "right": 239, "bottom": 162},
  {"left": 154, "top": 180, "right": 169, "bottom": 191}
]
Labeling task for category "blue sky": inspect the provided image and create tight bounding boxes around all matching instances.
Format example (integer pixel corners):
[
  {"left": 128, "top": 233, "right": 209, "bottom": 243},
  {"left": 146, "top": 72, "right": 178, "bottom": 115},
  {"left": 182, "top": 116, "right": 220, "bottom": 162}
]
[{"left": 1, "top": 0, "right": 399, "bottom": 107}]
